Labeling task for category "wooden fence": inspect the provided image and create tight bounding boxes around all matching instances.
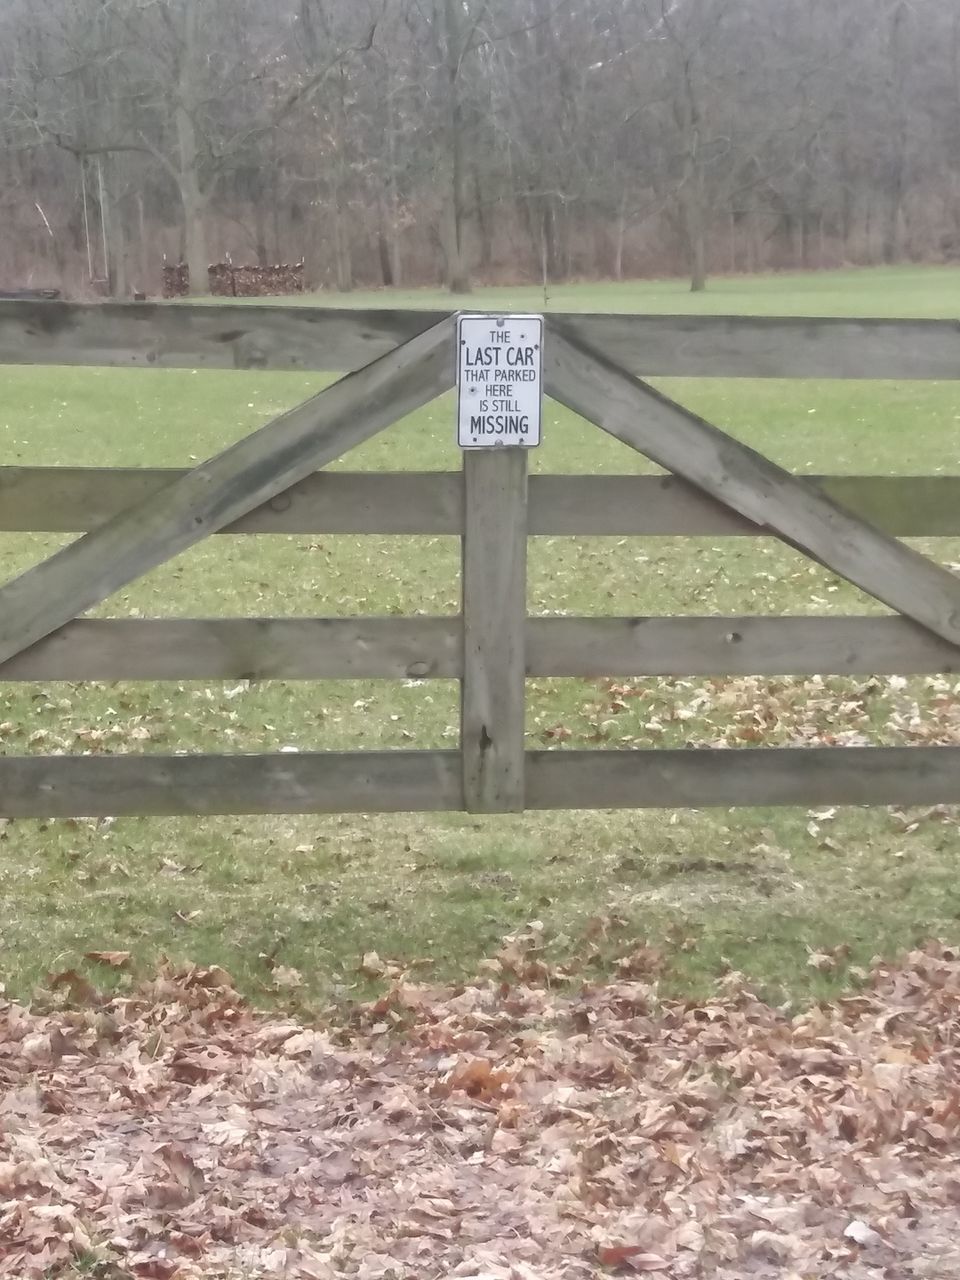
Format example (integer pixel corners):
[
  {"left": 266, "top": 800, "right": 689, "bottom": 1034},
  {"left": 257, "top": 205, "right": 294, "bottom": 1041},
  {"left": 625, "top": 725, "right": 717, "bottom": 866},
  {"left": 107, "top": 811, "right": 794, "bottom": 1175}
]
[{"left": 0, "top": 300, "right": 959, "bottom": 817}]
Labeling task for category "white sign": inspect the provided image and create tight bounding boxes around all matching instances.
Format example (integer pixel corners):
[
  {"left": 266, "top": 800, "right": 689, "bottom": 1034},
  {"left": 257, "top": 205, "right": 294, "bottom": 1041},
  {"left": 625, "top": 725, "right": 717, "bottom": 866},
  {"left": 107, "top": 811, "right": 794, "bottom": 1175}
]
[{"left": 456, "top": 313, "right": 543, "bottom": 449}]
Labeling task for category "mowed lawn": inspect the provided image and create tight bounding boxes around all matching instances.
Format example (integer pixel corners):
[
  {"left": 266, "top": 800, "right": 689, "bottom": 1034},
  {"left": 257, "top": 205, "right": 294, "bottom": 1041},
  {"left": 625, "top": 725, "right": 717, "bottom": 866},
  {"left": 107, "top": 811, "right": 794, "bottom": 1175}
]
[{"left": 1, "top": 265, "right": 960, "bottom": 1010}]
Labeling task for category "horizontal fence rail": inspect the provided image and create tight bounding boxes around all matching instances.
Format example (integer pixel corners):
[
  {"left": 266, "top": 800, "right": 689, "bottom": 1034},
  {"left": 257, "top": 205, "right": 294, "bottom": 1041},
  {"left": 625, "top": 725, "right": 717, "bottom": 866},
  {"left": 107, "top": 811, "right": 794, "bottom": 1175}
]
[
  {"left": 3, "top": 301, "right": 960, "bottom": 378},
  {"left": 1, "top": 748, "right": 959, "bottom": 818},
  {"left": 2, "top": 615, "right": 959, "bottom": 682},
  {"left": 3, "top": 469, "right": 960, "bottom": 537},
  {"left": 0, "top": 751, "right": 462, "bottom": 818}
]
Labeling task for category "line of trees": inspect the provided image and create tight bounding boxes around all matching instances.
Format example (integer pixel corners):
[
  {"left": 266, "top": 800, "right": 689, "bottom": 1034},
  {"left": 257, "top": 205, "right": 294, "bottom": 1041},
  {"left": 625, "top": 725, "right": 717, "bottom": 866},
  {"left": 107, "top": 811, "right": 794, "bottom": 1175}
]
[{"left": 1, "top": 0, "right": 959, "bottom": 297}]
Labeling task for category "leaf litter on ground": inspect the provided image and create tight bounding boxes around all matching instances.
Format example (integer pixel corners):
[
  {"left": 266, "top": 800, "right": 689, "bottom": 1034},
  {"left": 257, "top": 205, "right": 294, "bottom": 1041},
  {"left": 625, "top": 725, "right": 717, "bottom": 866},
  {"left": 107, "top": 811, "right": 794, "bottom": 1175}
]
[
  {"left": 2, "top": 941, "right": 960, "bottom": 1278},
  {"left": 549, "top": 673, "right": 960, "bottom": 751}
]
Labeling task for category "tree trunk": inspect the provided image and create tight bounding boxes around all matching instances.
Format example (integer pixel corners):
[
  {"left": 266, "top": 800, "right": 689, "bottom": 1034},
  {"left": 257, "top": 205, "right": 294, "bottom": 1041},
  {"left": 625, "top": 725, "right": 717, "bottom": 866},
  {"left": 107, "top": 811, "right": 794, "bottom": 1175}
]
[
  {"left": 272, "top": 182, "right": 282, "bottom": 262},
  {"left": 389, "top": 220, "right": 403, "bottom": 288},
  {"left": 882, "top": 197, "right": 903, "bottom": 266},
  {"left": 797, "top": 208, "right": 810, "bottom": 269},
  {"left": 882, "top": 2, "right": 909, "bottom": 265},
  {"left": 689, "top": 236, "right": 707, "bottom": 292},
  {"left": 680, "top": 183, "right": 707, "bottom": 292},
  {"left": 614, "top": 202, "right": 627, "bottom": 281},
  {"left": 518, "top": 196, "right": 539, "bottom": 276},
  {"left": 253, "top": 200, "right": 269, "bottom": 266},
  {"left": 176, "top": 3, "right": 208, "bottom": 296},
  {"left": 440, "top": 194, "right": 471, "bottom": 294},
  {"left": 110, "top": 192, "right": 129, "bottom": 297},
  {"left": 560, "top": 204, "right": 572, "bottom": 279},
  {"left": 540, "top": 197, "right": 560, "bottom": 281},
  {"left": 676, "top": 45, "right": 707, "bottom": 293},
  {"left": 384, "top": 62, "right": 403, "bottom": 286},
  {"left": 378, "top": 231, "right": 394, "bottom": 287},
  {"left": 96, "top": 157, "right": 111, "bottom": 287},
  {"left": 474, "top": 168, "right": 492, "bottom": 272},
  {"left": 728, "top": 211, "right": 737, "bottom": 274},
  {"left": 179, "top": 163, "right": 208, "bottom": 296},
  {"left": 440, "top": 0, "right": 471, "bottom": 294},
  {"left": 137, "top": 192, "right": 149, "bottom": 294},
  {"left": 377, "top": 201, "right": 394, "bottom": 286},
  {"left": 332, "top": 192, "right": 353, "bottom": 291}
]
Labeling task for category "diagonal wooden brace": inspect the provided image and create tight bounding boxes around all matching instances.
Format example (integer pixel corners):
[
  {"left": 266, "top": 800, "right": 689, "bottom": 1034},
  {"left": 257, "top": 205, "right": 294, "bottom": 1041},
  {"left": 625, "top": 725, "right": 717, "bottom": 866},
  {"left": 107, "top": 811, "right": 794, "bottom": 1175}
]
[
  {"left": 545, "top": 320, "right": 960, "bottom": 649},
  {"left": 0, "top": 315, "right": 456, "bottom": 667}
]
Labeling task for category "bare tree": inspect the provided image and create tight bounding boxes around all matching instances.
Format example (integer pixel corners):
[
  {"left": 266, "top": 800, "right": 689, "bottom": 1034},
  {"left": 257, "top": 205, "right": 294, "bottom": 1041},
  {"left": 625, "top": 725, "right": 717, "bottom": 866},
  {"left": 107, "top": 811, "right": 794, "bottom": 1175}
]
[{"left": 2, "top": 0, "right": 959, "bottom": 296}]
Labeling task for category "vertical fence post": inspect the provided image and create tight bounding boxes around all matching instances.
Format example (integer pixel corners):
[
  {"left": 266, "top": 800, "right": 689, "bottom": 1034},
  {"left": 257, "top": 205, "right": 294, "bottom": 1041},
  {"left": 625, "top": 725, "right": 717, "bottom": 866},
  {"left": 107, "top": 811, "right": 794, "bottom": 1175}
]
[{"left": 461, "top": 449, "right": 528, "bottom": 813}]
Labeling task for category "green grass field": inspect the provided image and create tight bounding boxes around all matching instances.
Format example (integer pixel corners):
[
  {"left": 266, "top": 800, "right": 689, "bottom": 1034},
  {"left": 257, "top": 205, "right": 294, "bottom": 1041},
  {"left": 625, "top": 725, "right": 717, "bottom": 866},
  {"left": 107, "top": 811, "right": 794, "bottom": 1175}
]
[
  {"left": 243, "top": 262, "right": 960, "bottom": 319},
  {"left": 2, "top": 265, "right": 960, "bottom": 1012}
]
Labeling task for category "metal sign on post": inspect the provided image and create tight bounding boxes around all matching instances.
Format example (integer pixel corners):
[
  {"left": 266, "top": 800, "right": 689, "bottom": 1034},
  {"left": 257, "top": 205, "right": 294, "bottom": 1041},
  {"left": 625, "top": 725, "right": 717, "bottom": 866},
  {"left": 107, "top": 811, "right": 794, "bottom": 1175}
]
[{"left": 456, "top": 313, "right": 544, "bottom": 449}]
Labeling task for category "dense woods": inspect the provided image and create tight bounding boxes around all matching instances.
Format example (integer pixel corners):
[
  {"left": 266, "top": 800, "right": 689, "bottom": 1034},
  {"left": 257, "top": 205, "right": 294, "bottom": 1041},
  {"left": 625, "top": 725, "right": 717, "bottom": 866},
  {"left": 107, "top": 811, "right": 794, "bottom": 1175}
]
[{"left": 1, "top": 0, "right": 959, "bottom": 297}]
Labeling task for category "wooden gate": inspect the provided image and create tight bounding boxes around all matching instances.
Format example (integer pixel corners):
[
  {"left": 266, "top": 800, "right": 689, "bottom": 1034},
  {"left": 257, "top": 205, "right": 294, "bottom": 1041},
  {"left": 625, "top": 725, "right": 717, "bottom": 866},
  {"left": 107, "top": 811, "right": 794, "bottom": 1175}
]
[{"left": 1, "top": 300, "right": 959, "bottom": 817}]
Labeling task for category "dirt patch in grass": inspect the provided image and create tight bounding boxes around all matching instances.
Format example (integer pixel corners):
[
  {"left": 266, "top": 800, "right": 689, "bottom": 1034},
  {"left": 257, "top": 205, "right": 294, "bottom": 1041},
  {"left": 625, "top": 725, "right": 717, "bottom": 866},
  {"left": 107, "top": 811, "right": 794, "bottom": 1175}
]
[{"left": 3, "top": 939, "right": 960, "bottom": 1279}]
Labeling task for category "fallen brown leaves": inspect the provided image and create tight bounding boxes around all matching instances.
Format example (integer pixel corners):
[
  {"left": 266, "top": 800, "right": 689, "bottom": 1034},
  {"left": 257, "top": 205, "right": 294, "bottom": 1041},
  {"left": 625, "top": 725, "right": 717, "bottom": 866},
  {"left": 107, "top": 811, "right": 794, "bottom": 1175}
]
[
  {"left": 549, "top": 673, "right": 960, "bottom": 751},
  {"left": 3, "top": 946, "right": 960, "bottom": 1279}
]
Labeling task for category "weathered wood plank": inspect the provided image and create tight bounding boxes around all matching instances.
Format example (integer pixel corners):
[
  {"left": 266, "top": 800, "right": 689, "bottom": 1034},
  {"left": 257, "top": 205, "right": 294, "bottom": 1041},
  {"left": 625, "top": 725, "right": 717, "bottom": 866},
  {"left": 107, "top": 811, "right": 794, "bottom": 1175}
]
[
  {"left": 0, "top": 317, "right": 456, "bottom": 667},
  {"left": 557, "top": 314, "right": 960, "bottom": 380},
  {"left": 4, "top": 301, "right": 960, "bottom": 378},
  {"left": 0, "top": 751, "right": 462, "bottom": 818},
  {"left": 5, "top": 614, "right": 958, "bottom": 683},
  {"left": 528, "top": 475, "right": 960, "bottom": 538},
  {"left": 0, "top": 618, "right": 461, "bottom": 681},
  {"left": 462, "top": 450, "right": 528, "bottom": 813},
  {"left": 528, "top": 616, "right": 960, "bottom": 676},
  {"left": 546, "top": 325, "right": 960, "bottom": 648},
  {"left": 4, "top": 746, "right": 957, "bottom": 817},
  {"left": 526, "top": 747, "right": 960, "bottom": 809},
  {"left": 0, "top": 301, "right": 447, "bottom": 373},
  {"left": 6, "top": 470, "right": 960, "bottom": 538},
  {"left": 0, "top": 468, "right": 464, "bottom": 535}
]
